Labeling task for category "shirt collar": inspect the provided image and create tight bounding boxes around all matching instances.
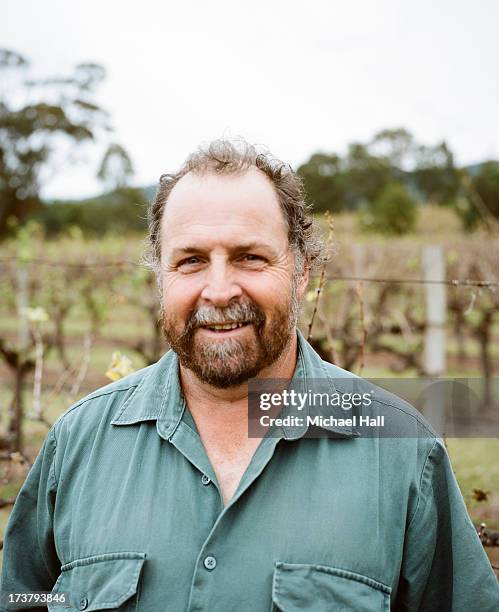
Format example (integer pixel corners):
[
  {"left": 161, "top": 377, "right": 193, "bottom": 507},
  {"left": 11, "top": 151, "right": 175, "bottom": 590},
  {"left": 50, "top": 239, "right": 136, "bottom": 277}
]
[
  {"left": 111, "top": 328, "right": 356, "bottom": 440},
  {"left": 279, "top": 328, "right": 356, "bottom": 440},
  {"left": 110, "top": 349, "right": 184, "bottom": 440}
]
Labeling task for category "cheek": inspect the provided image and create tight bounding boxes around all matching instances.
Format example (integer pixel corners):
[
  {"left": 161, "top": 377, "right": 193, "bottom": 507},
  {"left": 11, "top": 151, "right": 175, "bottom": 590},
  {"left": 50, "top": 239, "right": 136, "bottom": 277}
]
[
  {"left": 161, "top": 276, "right": 201, "bottom": 317},
  {"left": 243, "top": 274, "right": 295, "bottom": 310}
]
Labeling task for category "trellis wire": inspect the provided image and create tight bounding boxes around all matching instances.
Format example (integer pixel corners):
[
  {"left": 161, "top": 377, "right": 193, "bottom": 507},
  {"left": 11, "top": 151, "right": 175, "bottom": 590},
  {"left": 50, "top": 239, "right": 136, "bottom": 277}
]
[{"left": 0, "top": 257, "right": 498, "bottom": 288}]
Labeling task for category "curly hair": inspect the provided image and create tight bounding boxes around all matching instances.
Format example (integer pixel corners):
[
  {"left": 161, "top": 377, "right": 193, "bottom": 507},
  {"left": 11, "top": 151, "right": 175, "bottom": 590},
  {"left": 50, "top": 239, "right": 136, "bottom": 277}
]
[{"left": 144, "top": 138, "right": 328, "bottom": 276}]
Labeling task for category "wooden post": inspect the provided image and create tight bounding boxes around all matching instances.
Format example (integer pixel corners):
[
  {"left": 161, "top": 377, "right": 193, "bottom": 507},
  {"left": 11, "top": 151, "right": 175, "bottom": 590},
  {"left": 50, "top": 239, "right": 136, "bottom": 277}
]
[
  {"left": 423, "top": 246, "right": 446, "bottom": 376},
  {"left": 422, "top": 246, "right": 447, "bottom": 435},
  {"left": 8, "top": 264, "right": 30, "bottom": 451}
]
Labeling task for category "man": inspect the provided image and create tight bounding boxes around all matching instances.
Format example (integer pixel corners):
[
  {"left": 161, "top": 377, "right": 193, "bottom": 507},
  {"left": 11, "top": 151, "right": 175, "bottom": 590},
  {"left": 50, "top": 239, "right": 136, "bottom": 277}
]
[{"left": 1, "top": 139, "right": 498, "bottom": 611}]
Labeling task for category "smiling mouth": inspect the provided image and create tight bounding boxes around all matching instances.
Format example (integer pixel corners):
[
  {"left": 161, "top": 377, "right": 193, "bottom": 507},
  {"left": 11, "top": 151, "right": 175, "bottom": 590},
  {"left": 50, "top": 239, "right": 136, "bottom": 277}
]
[{"left": 200, "top": 322, "right": 250, "bottom": 332}]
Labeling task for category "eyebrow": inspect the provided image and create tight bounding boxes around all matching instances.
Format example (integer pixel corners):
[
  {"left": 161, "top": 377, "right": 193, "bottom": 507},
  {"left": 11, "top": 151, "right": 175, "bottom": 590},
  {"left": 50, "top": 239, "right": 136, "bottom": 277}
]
[{"left": 169, "top": 242, "right": 276, "bottom": 256}]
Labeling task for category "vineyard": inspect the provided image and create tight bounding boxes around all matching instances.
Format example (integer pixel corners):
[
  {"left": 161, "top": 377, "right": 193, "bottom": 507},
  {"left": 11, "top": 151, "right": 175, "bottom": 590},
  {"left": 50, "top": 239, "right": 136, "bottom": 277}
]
[{"left": 0, "top": 207, "right": 498, "bottom": 569}]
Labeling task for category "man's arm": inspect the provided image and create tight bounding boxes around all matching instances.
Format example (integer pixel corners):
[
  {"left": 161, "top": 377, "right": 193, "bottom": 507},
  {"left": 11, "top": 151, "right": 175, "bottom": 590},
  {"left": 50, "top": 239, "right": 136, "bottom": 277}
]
[
  {"left": 394, "top": 438, "right": 499, "bottom": 611},
  {"left": 0, "top": 427, "right": 60, "bottom": 611}
]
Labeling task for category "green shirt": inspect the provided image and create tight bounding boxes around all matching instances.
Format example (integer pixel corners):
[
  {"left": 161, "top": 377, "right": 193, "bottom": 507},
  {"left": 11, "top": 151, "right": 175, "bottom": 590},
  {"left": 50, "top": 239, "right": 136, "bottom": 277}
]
[{"left": 1, "top": 330, "right": 498, "bottom": 611}]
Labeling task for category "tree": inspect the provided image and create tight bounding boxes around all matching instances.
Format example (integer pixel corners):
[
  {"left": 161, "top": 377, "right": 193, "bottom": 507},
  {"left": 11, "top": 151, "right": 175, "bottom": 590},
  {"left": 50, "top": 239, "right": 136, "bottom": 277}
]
[
  {"left": 297, "top": 145, "right": 393, "bottom": 214},
  {"left": 342, "top": 143, "right": 393, "bottom": 208},
  {"left": 369, "top": 127, "right": 415, "bottom": 169},
  {"left": 297, "top": 128, "right": 463, "bottom": 215},
  {"left": 297, "top": 153, "right": 345, "bottom": 213},
  {"left": 0, "top": 48, "right": 126, "bottom": 237},
  {"left": 98, "top": 143, "right": 134, "bottom": 191},
  {"left": 360, "top": 181, "right": 417, "bottom": 235},
  {"left": 413, "top": 141, "right": 460, "bottom": 205},
  {"left": 457, "top": 162, "right": 499, "bottom": 230}
]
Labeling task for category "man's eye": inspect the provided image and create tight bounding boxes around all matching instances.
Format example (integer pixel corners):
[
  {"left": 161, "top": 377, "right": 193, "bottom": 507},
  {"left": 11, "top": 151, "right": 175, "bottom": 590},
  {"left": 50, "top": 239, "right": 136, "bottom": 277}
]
[
  {"left": 240, "top": 254, "right": 264, "bottom": 263},
  {"left": 178, "top": 256, "right": 203, "bottom": 269}
]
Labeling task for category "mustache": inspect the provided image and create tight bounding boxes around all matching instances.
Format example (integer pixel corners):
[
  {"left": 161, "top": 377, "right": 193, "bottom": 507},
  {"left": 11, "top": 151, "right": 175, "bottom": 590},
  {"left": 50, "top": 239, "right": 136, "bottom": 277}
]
[{"left": 182, "top": 300, "right": 265, "bottom": 336}]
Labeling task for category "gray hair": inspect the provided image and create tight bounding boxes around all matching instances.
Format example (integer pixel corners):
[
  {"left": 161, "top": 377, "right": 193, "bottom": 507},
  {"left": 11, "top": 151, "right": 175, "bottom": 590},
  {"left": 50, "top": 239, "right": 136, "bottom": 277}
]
[{"left": 143, "top": 138, "right": 328, "bottom": 277}]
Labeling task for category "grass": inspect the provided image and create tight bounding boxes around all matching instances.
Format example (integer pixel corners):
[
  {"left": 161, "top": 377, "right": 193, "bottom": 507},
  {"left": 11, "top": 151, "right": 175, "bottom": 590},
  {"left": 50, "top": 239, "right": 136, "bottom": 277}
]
[{"left": 446, "top": 439, "right": 499, "bottom": 529}]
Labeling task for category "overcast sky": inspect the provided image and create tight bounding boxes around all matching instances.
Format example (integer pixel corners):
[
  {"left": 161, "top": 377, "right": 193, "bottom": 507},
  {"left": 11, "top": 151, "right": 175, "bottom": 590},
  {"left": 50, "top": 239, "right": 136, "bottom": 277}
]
[{"left": 2, "top": 0, "right": 499, "bottom": 199}]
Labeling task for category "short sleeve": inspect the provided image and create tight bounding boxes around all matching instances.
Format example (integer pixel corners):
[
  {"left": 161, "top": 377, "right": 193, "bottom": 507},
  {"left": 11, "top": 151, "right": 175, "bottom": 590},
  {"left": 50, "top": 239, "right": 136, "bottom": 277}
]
[
  {"left": 394, "top": 439, "right": 499, "bottom": 611},
  {"left": 0, "top": 427, "right": 60, "bottom": 610}
]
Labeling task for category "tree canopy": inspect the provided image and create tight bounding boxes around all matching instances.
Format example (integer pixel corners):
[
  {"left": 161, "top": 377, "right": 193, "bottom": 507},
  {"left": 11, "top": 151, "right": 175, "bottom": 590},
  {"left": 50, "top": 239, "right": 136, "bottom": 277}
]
[
  {"left": 0, "top": 48, "right": 132, "bottom": 237},
  {"left": 297, "top": 128, "right": 461, "bottom": 215}
]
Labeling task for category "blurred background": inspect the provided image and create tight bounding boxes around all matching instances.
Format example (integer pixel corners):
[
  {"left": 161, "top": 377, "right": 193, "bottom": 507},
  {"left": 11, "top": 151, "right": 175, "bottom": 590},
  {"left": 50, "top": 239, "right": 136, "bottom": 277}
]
[{"left": 1, "top": 0, "right": 498, "bottom": 568}]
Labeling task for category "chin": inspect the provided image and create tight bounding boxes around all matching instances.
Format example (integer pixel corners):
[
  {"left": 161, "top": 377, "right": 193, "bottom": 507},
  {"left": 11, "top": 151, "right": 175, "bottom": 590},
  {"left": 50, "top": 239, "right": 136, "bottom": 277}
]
[{"left": 188, "top": 339, "right": 264, "bottom": 387}]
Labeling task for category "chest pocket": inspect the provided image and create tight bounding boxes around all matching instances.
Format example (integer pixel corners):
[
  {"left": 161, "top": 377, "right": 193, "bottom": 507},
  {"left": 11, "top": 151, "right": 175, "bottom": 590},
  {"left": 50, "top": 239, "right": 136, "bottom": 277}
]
[
  {"left": 48, "top": 552, "right": 146, "bottom": 611},
  {"left": 272, "top": 562, "right": 391, "bottom": 612}
]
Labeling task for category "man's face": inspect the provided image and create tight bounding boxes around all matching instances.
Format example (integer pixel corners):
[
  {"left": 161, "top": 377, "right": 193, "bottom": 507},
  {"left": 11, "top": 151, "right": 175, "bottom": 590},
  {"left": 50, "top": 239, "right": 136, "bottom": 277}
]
[{"left": 159, "top": 168, "right": 309, "bottom": 388}]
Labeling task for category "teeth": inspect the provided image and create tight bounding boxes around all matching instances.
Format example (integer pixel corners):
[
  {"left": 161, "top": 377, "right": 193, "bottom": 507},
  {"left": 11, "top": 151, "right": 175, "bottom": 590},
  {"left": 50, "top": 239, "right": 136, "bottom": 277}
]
[{"left": 206, "top": 322, "right": 245, "bottom": 330}]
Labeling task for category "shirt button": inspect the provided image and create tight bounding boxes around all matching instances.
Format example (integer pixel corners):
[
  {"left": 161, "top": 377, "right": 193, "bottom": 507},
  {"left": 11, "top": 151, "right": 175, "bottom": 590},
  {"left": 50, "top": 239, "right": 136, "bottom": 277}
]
[
  {"left": 79, "top": 597, "right": 88, "bottom": 610},
  {"left": 203, "top": 555, "right": 217, "bottom": 570},
  {"left": 201, "top": 474, "right": 211, "bottom": 485}
]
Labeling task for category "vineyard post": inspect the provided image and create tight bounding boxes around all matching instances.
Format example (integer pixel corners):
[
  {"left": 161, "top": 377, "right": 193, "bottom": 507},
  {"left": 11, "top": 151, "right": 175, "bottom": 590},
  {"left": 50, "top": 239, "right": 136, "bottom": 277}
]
[
  {"left": 422, "top": 245, "right": 447, "bottom": 435},
  {"left": 353, "top": 244, "right": 367, "bottom": 376},
  {"left": 6, "top": 264, "right": 31, "bottom": 451}
]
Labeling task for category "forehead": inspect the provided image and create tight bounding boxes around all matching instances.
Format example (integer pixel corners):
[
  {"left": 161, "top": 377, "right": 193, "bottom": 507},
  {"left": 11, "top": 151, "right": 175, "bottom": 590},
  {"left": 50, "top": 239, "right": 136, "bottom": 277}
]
[{"left": 160, "top": 168, "right": 289, "bottom": 252}]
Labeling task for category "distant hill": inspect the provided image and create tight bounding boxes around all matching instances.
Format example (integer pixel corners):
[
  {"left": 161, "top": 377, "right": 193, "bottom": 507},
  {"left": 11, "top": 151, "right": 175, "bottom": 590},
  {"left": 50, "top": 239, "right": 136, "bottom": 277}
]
[
  {"left": 463, "top": 162, "right": 493, "bottom": 177},
  {"left": 45, "top": 184, "right": 155, "bottom": 206},
  {"left": 143, "top": 184, "right": 156, "bottom": 200}
]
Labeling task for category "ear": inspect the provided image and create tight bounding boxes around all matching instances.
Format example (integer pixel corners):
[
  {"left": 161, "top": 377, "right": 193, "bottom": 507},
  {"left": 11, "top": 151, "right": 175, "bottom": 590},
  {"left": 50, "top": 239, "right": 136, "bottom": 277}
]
[{"left": 296, "top": 264, "right": 310, "bottom": 301}]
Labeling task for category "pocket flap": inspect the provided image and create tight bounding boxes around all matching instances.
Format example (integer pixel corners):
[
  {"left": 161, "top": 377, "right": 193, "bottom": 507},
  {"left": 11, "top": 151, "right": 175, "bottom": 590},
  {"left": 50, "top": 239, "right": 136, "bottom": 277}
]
[
  {"left": 272, "top": 562, "right": 391, "bottom": 612},
  {"left": 49, "top": 552, "right": 146, "bottom": 611}
]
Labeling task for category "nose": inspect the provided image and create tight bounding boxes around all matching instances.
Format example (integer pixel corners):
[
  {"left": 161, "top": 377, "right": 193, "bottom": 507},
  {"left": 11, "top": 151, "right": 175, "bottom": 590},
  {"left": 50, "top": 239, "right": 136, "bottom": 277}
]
[{"left": 200, "top": 259, "right": 243, "bottom": 307}]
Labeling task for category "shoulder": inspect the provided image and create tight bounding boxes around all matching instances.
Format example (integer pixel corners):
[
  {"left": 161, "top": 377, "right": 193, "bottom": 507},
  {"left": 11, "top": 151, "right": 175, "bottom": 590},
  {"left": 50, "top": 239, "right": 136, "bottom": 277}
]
[
  {"left": 321, "top": 359, "right": 438, "bottom": 440},
  {"left": 50, "top": 362, "right": 156, "bottom": 438}
]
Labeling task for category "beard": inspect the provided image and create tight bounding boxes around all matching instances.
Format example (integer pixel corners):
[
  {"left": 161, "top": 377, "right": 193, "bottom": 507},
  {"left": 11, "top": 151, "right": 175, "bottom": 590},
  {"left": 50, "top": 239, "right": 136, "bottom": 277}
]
[{"left": 159, "top": 276, "right": 301, "bottom": 388}]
